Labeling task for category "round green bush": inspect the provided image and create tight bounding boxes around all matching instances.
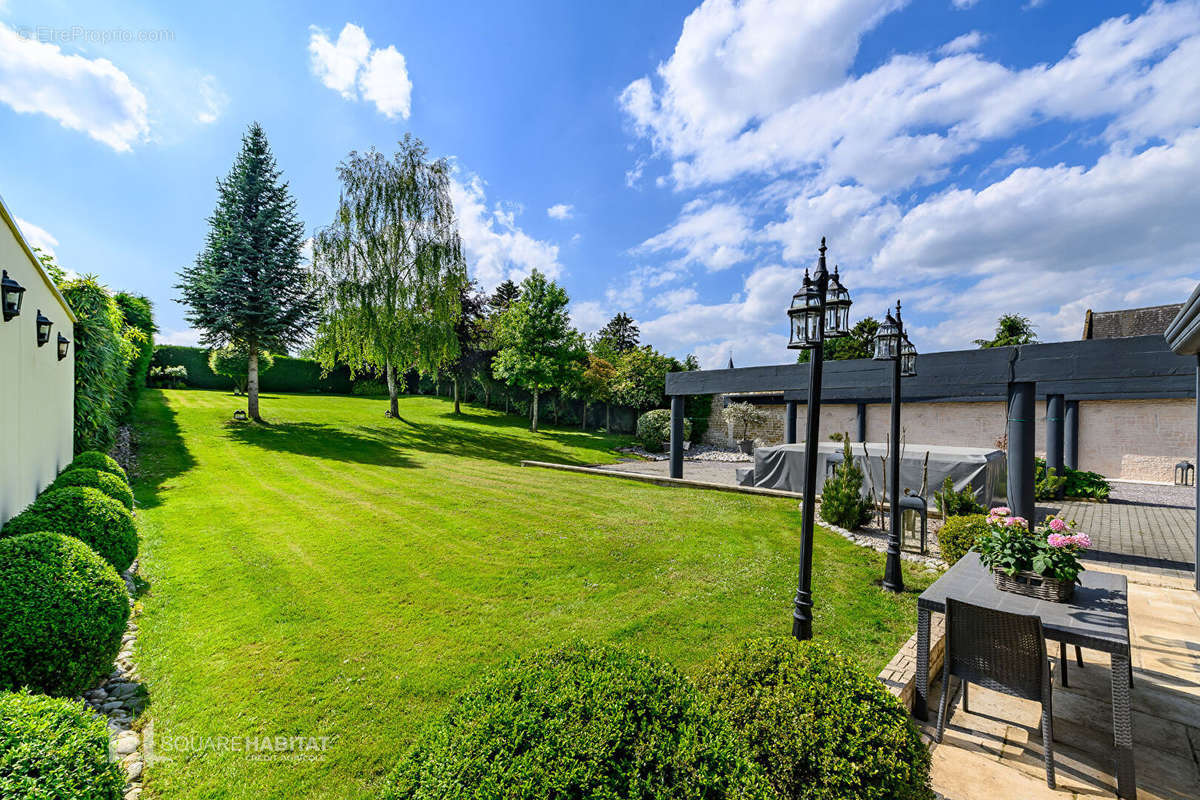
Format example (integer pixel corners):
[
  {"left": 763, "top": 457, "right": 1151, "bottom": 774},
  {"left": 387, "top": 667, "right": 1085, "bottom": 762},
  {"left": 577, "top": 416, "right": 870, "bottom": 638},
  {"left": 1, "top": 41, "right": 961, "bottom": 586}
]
[
  {"left": 699, "top": 637, "right": 932, "bottom": 800},
  {"left": 0, "top": 690, "right": 124, "bottom": 799},
  {"left": 51, "top": 467, "right": 134, "bottom": 510},
  {"left": 937, "top": 513, "right": 991, "bottom": 566},
  {"left": 69, "top": 450, "right": 128, "bottom": 482},
  {"left": 0, "top": 533, "right": 130, "bottom": 697},
  {"left": 636, "top": 408, "right": 692, "bottom": 453},
  {"left": 1, "top": 487, "right": 138, "bottom": 572},
  {"left": 382, "top": 642, "right": 771, "bottom": 800}
]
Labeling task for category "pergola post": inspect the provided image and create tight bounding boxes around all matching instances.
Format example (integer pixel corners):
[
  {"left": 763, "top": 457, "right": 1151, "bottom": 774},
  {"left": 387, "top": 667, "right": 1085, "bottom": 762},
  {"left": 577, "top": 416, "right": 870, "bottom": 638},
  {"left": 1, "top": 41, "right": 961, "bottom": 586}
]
[
  {"left": 1064, "top": 400, "right": 1079, "bottom": 470},
  {"left": 856, "top": 402, "right": 867, "bottom": 442},
  {"left": 669, "top": 394, "right": 684, "bottom": 480},
  {"left": 1007, "top": 382, "right": 1036, "bottom": 527},
  {"left": 785, "top": 400, "right": 798, "bottom": 444},
  {"left": 1195, "top": 358, "right": 1199, "bottom": 592},
  {"left": 1046, "top": 394, "right": 1065, "bottom": 499}
]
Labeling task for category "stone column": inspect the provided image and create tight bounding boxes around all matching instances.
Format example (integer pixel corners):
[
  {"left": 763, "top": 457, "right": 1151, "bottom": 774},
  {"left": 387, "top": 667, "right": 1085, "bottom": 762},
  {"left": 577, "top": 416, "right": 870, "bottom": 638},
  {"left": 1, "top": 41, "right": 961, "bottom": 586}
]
[
  {"left": 785, "top": 399, "right": 798, "bottom": 444},
  {"left": 1007, "top": 382, "right": 1036, "bottom": 528},
  {"left": 669, "top": 394, "right": 684, "bottom": 480},
  {"left": 1064, "top": 400, "right": 1079, "bottom": 471},
  {"left": 856, "top": 402, "right": 867, "bottom": 442},
  {"left": 1046, "top": 394, "right": 1065, "bottom": 499}
]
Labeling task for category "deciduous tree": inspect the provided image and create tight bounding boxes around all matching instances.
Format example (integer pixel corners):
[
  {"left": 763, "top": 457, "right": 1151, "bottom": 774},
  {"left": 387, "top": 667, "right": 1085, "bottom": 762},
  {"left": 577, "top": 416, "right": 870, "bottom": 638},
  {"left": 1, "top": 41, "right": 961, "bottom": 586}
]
[{"left": 975, "top": 314, "right": 1038, "bottom": 348}]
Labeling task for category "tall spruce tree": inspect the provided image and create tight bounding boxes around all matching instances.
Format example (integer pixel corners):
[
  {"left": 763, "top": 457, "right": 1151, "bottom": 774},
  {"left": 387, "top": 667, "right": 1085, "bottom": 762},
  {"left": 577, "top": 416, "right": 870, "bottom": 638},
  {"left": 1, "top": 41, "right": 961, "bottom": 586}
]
[
  {"left": 597, "top": 312, "right": 640, "bottom": 354},
  {"left": 177, "top": 122, "right": 316, "bottom": 421},
  {"left": 489, "top": 279, "right": 521, "bottom": 314},
  {"left": 311, "top": 134, "right": 467, "bottom": 417}
]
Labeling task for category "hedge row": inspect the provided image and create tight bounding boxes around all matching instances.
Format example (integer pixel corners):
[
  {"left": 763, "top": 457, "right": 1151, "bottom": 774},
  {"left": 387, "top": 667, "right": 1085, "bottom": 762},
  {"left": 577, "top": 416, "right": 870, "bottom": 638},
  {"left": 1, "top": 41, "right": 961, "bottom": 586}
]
[{"left": 152, "top": 345, "right": 354, "bottom": 393}]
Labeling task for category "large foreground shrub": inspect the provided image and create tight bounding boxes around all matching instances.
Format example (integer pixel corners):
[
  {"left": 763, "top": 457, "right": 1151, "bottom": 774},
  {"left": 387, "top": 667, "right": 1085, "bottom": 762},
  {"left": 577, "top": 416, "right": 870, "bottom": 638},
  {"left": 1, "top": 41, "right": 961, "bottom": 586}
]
[
  {"left": 51, "top": 467, "right": 134, "bottom": 510},
  {"left": 1, "top": 487, "right": 138, "bottom": 571},
  {"left": 382, "top": 642, "right": 770, "bottom": 800},
  {"left": 70, "top": 449, "right": 128, "bottom": 482},
  {"left": 0, "top": 533, "right": 129, "bottom": 697},
  {"left": 636, "top": 408, "right": 691, "bottom": 452},
  {"left": 700, "top": 638, "right": 932, "bottom": 800},
  {"left": 938, "top": 514, "right": 990, "bottom": 565},
  {"left": 0, "top": 691, "right": 124, "bottom": 799}
]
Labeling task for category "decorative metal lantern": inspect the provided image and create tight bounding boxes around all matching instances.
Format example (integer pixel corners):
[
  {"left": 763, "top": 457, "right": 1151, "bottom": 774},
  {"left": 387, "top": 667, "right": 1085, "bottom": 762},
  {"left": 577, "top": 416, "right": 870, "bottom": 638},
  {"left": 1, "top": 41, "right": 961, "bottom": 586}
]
[
  {"left": 35, "top": 310, "right": 52, "bottom": 346},
  {"left": 57, "top": 333, "right": 70, "bottom": 361},
  {"left": 1, "top": 270, "right": 25, "bottom": 321},
  {"left": 787, "top": 272, "right": 822, "bottom": 349},
  {"left": 900, "top": 336, "right": 917, "bottom": 377},
  {"left": 873, "top": 313, "right": 899, "bottom": 360},
  {"left": 825, "top": 266, "right": 852, "bottom": 336}
]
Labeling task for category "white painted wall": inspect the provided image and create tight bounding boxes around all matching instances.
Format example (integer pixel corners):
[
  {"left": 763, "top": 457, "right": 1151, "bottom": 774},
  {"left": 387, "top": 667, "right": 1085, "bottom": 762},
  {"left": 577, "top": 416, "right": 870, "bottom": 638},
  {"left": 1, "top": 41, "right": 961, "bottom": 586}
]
[{"left": 0, "top": 201, "right": 75, "bottom": 524}]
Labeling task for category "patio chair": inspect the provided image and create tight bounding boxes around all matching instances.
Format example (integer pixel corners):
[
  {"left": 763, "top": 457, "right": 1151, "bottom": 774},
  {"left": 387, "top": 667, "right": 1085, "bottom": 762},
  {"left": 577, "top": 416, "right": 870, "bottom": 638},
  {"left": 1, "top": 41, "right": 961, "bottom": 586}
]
[{"left": 936, "top": 598, "right": 1057, "bottom": 789}]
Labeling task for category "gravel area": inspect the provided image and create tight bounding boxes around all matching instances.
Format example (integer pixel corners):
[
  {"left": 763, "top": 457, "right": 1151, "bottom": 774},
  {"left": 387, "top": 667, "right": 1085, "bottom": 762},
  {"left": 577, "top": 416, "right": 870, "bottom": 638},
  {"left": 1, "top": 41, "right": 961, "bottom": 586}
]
[
  {"left": 615, "top": 444, "right": 752, "bottom": 463},
  {"left": 1108, "top": 480, "right": 1195, "bottom": 508}
]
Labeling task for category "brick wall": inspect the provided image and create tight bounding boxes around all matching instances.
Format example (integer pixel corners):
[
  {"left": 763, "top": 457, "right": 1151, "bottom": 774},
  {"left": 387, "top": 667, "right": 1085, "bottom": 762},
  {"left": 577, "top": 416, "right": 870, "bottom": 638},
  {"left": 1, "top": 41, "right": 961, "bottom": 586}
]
[{"left": 701, "top": 394, "right": 1195, "bottom": 482}]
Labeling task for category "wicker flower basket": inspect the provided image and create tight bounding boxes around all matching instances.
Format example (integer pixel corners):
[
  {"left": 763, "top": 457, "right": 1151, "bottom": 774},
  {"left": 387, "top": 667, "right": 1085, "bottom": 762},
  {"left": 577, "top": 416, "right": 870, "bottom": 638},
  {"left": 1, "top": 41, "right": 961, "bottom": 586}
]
[{"left": 992, "top": 568, "right": 1075, "bottom": 602}]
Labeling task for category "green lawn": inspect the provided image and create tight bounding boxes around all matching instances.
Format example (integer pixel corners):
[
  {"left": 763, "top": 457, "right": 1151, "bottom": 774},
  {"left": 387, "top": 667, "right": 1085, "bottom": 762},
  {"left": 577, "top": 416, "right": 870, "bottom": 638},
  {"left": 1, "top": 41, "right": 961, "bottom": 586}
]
[{"left": 131, "top": 389, "right": 932, "bottom": 800}]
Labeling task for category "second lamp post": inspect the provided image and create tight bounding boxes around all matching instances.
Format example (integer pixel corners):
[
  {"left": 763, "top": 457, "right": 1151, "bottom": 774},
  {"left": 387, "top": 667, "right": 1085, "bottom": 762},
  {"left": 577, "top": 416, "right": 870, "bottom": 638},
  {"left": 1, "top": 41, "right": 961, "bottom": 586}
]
[
  {"left": 786, "top": 237, "right": 851, "bottom": 640},
  {"left": 873, "top": 301, "right": 917, "bottom": 593}
]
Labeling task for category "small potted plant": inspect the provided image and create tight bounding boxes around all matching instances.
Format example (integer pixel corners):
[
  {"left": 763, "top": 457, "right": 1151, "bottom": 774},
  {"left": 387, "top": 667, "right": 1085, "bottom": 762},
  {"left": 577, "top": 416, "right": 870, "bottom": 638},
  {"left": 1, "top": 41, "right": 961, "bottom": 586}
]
[
  {"left": 976, "top": 508, "right": 1090, "bottom": 602},
  {"left": 723, "top": 401, "right": 767, "bottom": 455}
]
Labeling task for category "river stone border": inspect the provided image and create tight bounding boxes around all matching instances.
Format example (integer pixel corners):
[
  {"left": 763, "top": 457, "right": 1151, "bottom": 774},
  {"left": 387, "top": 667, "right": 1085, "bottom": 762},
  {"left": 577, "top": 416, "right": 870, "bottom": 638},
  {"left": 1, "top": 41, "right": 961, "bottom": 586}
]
[{"left": 82, "top": 558, "right": 145, "bottom": 799}]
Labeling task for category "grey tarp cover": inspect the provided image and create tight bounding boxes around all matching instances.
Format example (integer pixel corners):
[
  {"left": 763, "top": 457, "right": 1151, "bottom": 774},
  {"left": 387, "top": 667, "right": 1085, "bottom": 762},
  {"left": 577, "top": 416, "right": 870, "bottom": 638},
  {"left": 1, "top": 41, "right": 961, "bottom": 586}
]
[{"left": 751, "top": 442, "right": 1007, "bottom": 507}]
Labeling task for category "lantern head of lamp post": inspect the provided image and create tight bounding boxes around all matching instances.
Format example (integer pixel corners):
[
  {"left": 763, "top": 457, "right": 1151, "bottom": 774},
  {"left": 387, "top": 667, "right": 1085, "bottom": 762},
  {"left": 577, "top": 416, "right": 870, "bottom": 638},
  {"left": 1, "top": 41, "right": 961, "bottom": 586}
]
[
  {"left": 57, "top": 332, "right": 70, "bottom": 361},
  {"left": 900, "top": 336, "right": 917, "bottom": 377},
  {"left": 825, "top": 266, "right": 852, "bottom": 337},
  {"left": 787, "top": 271, "right": 822, "bottom": 349},
  {"left": 873, "top": 312, "right": 900, "bottom": 360},
  {"left": 35, "top": 310, "right": 52, "bottom": 347},
  {"left": 2, "top": 270, "right": 25, "bottom": 321}
]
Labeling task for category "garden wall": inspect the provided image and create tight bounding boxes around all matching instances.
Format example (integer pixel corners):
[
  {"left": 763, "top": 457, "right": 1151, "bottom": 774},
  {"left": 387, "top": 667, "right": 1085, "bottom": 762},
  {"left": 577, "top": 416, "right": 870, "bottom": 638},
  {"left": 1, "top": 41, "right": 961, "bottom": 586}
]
[
  {"left": 0, "top": 201, "right": 75, "bottom": 524},
  {"left": 704, "top": 394, "right": 1195, "bottom": 482}
]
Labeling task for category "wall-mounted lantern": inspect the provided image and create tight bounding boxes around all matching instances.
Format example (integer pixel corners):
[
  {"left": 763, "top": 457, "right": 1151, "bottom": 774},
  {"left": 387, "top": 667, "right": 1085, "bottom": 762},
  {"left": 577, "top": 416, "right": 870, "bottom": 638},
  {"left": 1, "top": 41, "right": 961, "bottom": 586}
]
[
  {"left": 2, "top": 270, "right": 25, "bottom": 321},
  {"left": 35, "top": 310, "right": 52, "bottom": 346},
  {"left": 57, "top": 333, "right": 70, "bottom": 361}
]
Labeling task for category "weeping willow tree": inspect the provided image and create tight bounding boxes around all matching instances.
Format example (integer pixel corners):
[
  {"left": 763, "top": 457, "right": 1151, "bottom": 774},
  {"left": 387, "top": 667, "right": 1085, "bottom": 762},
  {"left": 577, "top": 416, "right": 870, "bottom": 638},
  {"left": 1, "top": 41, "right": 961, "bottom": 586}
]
[{"left": 312, "top": 135, "right": 467, "bottom": 417}]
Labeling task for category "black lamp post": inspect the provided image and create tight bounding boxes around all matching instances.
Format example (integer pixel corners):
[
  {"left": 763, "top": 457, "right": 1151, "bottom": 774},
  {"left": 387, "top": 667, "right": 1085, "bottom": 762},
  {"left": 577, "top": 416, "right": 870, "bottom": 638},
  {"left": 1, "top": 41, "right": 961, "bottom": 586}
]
[
  {"left": 873, "top": 301, "right": 917, "bottom": 593},
  {"left": 2, "top": 270, "right": 25, "bottom": 321},
  {"left": 57, "top": 333, "right": 70, "bottom": 361},
  {"left": 786, "top": 237, "right": 851, "bottom": 640},
  {"left": 35, "top": 310, "right": 52, "bottom": 347}
]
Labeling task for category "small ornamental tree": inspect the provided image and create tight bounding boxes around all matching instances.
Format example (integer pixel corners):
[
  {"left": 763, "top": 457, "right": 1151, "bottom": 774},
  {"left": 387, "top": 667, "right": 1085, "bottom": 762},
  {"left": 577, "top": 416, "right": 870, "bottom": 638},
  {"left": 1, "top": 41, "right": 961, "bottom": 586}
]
[
  {"left": 492, "top": 270, "right": 584, "bottom": 432},
  {"left": 723, "top": 401, "right": 767, "bottom": 444},
  {"left": 208, "top": 345, "right": 275, "bottom": 395},
  {"left": 176, "top": 122, "right": 317, "bottom": 421},
  {"left": 819, "top": 438, "right": 873, "bottom": 530}
]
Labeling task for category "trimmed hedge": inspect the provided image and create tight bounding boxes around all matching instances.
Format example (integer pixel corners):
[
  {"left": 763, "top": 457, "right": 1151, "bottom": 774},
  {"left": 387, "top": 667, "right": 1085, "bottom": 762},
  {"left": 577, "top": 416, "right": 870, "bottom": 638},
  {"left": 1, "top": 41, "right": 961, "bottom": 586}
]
[
  {"left": 0, "top": 533, "right": 129, "bottom": 697},
  {"left": 636, "top": 408, "right": 691, "bottom": 452},
  {"left": 0, "top": 691, "right": 125, "bottom": 799},
  {"left": 153, "top": 345, "right": 354, "bottom": 393},
  {"left": 1, "top": 487, "right": 138, "bottom": 572},
  {"left": 382, "top": 642, "right": 771, "bottom": 800},
  {"left": 70, "top": 450, "right": 128, "bottom": 482},
  {"left": 700, "top": 637, "right": 933, "bottom": 800},
  {"left": 938, "top": 514, "right": 990, "bottom": 566},
  {"left": 51, "top": 467, "right": 134, "bottom": 510}
]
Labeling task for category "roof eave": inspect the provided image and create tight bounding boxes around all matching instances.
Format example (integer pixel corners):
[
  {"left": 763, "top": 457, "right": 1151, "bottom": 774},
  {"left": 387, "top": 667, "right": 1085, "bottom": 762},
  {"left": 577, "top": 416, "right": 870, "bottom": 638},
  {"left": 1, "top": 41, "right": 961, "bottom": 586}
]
[{"left": 0, "top": 191, "right": 78, "bottom": 324}]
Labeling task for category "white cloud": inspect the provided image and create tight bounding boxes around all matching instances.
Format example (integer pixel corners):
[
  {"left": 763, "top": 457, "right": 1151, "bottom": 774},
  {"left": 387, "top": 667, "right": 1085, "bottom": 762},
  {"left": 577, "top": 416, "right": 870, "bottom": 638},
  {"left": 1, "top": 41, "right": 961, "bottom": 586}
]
[
  {"left": 939, "top": 30, "right": 984, "bottom": 55},
  {"left": 637, "top": 199, "right": 753, "bottom": 271},
  {"left": 570, "top": 300, "right": 609, "bottom": 334},
  {"left": 547, "top": 203, "right": 574, "bottom": 220},
  {"left": 196, "top": 74, "right": 228, "bottom": 124},
  {"left": 652, "top": 286, "right": 699, "bottom": 309},
  {"left": 0, "top": 22, "right": 149, "bottom": 151},
  {"left": 449, "top": 172, "right": 561, "bottom": 290},
  {"left": 951, "top": 0, "right": 979, "bottom": 8},
  {"left": 605, "top": 264, "right": 683, "bottom": 309},
  {"left": 14, "top": 217, "right": 58, "bottom": 257},
  {"left": 308, "top": 23, "right": 411, "bottom": 119},
  {"left": 156, "top": 328, "right": 203, "bottom": 347}
]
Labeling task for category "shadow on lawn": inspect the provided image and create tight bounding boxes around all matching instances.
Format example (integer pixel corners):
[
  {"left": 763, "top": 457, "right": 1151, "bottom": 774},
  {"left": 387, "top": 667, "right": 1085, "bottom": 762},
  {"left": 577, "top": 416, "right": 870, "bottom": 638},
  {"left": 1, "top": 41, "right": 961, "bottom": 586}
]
[
  {"left": 131, "top": 390, "right": 197, "bottom": 510},
  {"left": 224, "top": 420, "right": 416, "bottom": 468}
]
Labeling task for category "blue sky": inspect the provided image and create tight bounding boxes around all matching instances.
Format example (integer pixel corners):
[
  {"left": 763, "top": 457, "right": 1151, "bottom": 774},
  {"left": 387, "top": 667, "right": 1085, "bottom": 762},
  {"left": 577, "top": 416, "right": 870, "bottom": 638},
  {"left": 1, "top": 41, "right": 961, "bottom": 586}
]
[{"left": 2, "top": 0, "right": 1199, "bottom": 368}]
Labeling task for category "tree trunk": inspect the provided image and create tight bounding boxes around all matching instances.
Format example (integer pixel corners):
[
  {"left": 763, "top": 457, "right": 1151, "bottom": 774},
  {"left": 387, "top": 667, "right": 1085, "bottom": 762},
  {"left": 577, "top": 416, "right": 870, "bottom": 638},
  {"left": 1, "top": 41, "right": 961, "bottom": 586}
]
[
  {"left": 505, "top": 393, "right": 510, "bottom": 414},
  {"left": 247, "top": 345, "right": 261, "bottom": 421},
  {"left": 581, "top": 401, "right": 588, "bottom": 430},
  {"left": 531, "top": 390, "right": 539, "bottom": 432},
  {"left": 453, "top": 377, "right": 461, "bottom": 414},
  {"left": 553, "top": 395, "right": 559, "bottom": 424},
  {"left": 606, "top": 403, "right": 611, "bottom": 431},
  {"left": 386, "top": 359, "right": 400, "bottom": 417}
]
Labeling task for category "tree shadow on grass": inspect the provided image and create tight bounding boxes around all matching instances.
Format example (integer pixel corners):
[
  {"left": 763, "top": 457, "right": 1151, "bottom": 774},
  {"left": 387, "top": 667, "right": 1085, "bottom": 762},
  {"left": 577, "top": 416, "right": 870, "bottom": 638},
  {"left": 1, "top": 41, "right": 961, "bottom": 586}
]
[
  {"left": 131, "top": 390, "right": 198, "bottom": 510},
  {"left": 223, "top": 420, "right": 416, "bottom": 468}
]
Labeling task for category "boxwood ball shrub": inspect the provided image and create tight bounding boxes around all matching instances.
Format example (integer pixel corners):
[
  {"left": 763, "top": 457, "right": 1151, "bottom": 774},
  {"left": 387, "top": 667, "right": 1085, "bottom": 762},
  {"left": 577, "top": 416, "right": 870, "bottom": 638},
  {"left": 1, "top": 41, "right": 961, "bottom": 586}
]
[
  {"left": 1, "top": 486, "right": 138, "bottom": 572},
  {"left": 636, "top": 408, "right": 691, "bottom": 453},
  {"left": 0, "top": 690, "right": 125, "bottom": 800},
  {"left": 0, "top": 533, "right": 130, "bottom": 697},
  {"left": 382, "top": 642, "right": 771, "bottom": 800},
  {"left": 51, "top": 467, "right": 134, "bottom": 510},
  {"left": 70, "top": 450, "right": 128, "bottom": 482},
  {"left": 937, "top": 513, "right": 991, "bottom": 566},
  {"left": 700, "top": 637, "right": 932, "bottom": 800}
]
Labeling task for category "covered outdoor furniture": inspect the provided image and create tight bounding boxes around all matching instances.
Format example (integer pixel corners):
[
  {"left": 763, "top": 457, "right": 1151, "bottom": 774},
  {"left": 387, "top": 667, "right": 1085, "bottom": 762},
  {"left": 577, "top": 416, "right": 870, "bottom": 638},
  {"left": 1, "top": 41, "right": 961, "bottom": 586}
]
[
  {"left": 751, "top": 442, "right": 1005, "bottom": 508},
  {"left": 936, "top": 598, "right": 1057, "bottom": 788},
  {"left": 915, "top": 552, "right": 1136, "bottom": 799}
]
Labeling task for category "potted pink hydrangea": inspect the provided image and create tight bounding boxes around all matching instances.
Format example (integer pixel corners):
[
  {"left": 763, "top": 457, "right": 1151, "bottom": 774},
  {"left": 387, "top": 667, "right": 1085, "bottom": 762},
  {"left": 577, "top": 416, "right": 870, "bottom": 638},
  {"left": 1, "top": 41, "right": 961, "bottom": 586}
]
[{"left": 976, "top": 510, "right": 1090, "bottom": 602}]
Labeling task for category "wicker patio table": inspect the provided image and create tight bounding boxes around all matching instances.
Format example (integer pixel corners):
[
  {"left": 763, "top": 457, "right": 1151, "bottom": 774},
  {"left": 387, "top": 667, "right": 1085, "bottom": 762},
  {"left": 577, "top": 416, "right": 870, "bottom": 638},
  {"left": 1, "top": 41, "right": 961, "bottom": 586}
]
[{"left": 914, "top": 551, "right": 1135, "bottom": 799}]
